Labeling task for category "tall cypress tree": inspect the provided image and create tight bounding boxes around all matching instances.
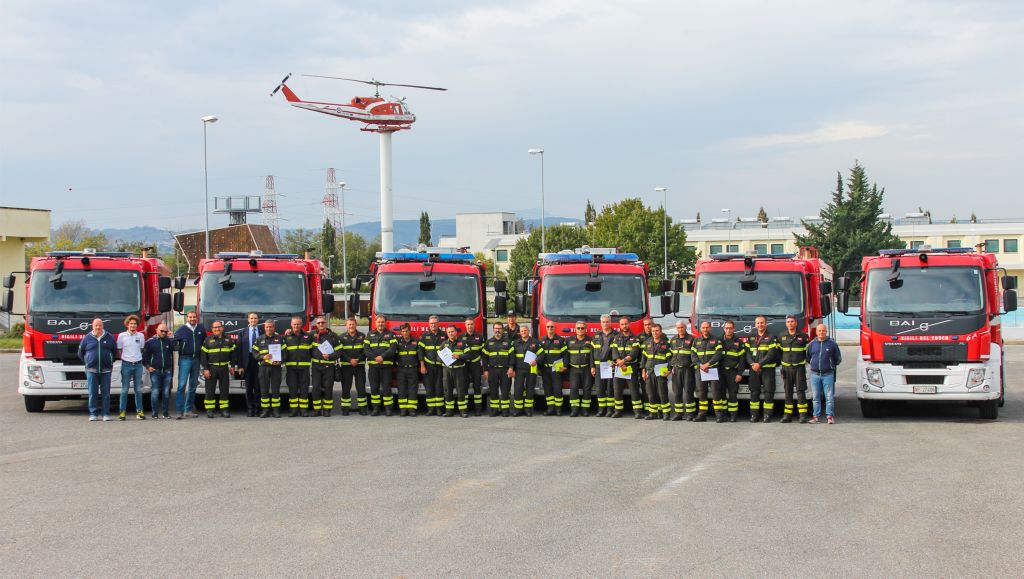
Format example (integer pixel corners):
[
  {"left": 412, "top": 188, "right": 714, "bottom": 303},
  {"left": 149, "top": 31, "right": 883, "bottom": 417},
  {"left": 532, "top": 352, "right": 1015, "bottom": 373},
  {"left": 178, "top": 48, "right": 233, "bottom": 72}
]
[
  {"left": 794, "top": 162, "right": 904, "bottom": 290},
  {"left": 320, "top": 219, "right": 337, "bottom": 276},
  {"left": 584, "top": 199, "right": 597, "bottom": 225},
  {"left": 418, "top": 211, "right": 432, "bottom": 246}
]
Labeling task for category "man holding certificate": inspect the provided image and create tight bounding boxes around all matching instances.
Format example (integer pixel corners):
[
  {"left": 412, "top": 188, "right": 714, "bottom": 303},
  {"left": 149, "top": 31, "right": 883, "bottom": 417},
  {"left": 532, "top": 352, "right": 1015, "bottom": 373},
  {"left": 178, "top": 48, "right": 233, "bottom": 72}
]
[
  {"left": 481, "top": 323, "right": 515, "bottom": 417},
  {"left": 641, "top": 323, "right": 671, "bottom": 420},
  {"left": 669, "top": 320, "right": 696, "bottom": 421},
  {"left": 690, "top": 321, "right": 722, "bottom": 422},
  {"left": 590, "top": 315, "right": 617, "bottom": 417},
  {"left": 565, "top": 322, "right": 594, "bottom": 417},
  {"left": 310, "top": 317, "right": 343, "bottom": 416},
  {"left": 364, "top": 316, "right": 397, "bottom": 416},
  {"left": 611, "top": 317, "right": 642, "bottom": 419},
  {"left": 538, "top": 323, "right": 568, "bottom": 416},
  {"left": 512, "top": 325, "right": 542, "bottom": 416},
  {"left": 252, "top": 319, "right": 285, "bottom": 418},
  {"left": 439, "top": 325, "right": 469, "bottom": 417}
]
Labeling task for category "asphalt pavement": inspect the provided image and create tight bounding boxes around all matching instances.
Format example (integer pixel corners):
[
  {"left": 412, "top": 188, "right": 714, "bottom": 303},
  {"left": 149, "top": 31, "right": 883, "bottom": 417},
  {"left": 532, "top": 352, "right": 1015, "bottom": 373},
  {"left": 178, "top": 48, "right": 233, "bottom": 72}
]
[{"left": 1, "top": 347, "right": 1023, "bottom": 576}]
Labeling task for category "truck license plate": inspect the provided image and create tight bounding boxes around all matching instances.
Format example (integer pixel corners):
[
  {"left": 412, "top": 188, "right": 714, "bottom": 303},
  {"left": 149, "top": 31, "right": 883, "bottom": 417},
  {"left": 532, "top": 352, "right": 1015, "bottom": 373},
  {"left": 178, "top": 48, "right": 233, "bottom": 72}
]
[
  {"left": 913, "top": 385, "right": 937, "bottom": 394},
  {"left": 71, "top": 381, "right": 87, "bottom": 389}
]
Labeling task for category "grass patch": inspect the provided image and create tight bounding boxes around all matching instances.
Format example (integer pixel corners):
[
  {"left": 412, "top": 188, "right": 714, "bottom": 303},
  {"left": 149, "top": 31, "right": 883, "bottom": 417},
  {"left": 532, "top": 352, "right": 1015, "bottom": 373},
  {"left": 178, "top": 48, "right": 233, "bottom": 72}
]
[{"left": 0, "top": 338, "right": 23, "bottom": 350}]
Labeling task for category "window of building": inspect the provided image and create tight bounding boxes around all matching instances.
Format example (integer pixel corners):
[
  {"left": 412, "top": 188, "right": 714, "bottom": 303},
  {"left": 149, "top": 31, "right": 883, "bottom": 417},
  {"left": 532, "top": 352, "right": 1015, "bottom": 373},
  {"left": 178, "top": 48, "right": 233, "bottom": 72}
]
[
  {"left": 910, "top": 240, "right": 925, "bottom": 249},
  {"left": 754, "top": 243, "right": 767, "bottom": 254},
  {"left": 709, "top": 244, "right": 723, "bottom": 255},
  {"left": 495, "top": 249, "right": 508, "bottom": 262},
  {"left": 946, "top": 239, "right": 962, "bottom": 249},
  {"left": 1004, "top": 239, "right": 1019, "bottom": 253},
  {"left": 770, "top": 243, "right": 785, "bottom": 254},
  {"left": 726, "top": 244, "right": 739, "bottom": 253},
  {"left": 984, "top": 239, "right": 1000, "bottom": 253}
]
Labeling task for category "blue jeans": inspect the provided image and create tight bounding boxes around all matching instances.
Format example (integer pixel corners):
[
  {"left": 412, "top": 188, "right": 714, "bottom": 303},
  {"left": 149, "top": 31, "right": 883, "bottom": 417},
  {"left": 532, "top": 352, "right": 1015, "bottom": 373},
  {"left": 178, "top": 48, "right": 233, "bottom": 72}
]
[
  {"left": 119, "top": 361, "right": 145, "bottom": 413},
  {"left": 176, "top": 356, "right": 201, "bottom": 414},
  {"left": 810, "top": 371, "right": 836, "bottom": 418},
  {"left": 87, "top": 371, "right": 112, "bottom": 418},
  {"left": 150, "top": 369, "right": 174, "bottom": 416}
]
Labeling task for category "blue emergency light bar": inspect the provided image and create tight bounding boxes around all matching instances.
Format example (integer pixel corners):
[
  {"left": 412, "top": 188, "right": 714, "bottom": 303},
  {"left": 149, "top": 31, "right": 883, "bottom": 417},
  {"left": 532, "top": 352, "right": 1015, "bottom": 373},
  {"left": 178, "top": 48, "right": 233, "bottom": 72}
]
[
  {"left": 710, "top": 252, "right": 796, "bottom": 260},
  {"left": 46, "top": 251, "right": 134, "bottom": 258},
  {"left": 878, "top": 247, "right": 974, "bottom": 256},
  {"left": 539, "top": 252, "right": 639, "bottom": 263},
  {"left": 214, "top": 252, "right": 300, "bottom": 259},
  {"left": 377, "top": 252, "right": 475, "bottom": 262}
]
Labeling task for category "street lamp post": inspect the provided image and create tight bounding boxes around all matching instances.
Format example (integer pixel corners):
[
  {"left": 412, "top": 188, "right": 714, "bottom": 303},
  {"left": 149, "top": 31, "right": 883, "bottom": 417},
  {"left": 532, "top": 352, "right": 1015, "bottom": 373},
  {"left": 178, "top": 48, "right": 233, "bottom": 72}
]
[
  {"left": 327, "top": 254, "right": 335, "bottom": 279},
  {"left": 528, "top": 148, "right": 545, "bottom": 252},
  {"left": 201, "top": 115, "right": 219, "bottom": 259},
  {"left": 722, "top": 208, "right": 732, "bottom": 245},
  {"left": 338, "top": 182, "right": 349, "bottom": 292},
  {"left": 655, "top": 187, "right": 668, "bottom": 277}
]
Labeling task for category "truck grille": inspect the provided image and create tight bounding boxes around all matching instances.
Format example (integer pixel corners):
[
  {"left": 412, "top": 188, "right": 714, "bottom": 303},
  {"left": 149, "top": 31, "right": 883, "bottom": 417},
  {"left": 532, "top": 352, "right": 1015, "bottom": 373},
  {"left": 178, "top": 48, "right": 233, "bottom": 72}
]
[
  {"left": 905, "top": 375, "right": 944, "bottom": 385},
  {"left": 882, "top": 342, "right": 968, "bottom": 365}
]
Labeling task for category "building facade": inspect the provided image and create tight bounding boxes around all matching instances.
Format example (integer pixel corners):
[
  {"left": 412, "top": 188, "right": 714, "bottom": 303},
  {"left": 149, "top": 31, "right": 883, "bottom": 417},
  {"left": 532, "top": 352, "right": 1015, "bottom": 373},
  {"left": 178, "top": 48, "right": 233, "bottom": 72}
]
[
  {"left": 0, "top": 207, "right": 52, "bottom": 328},
  {"left": 437, "top": 212, "right": 527, "bottom": 273}
]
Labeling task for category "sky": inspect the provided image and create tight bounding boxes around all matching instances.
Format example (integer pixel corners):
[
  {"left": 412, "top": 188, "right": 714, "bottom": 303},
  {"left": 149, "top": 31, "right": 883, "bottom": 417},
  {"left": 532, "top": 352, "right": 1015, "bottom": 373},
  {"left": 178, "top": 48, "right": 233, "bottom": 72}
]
[{"left": 2, "top": 0, "right": 1023, "bottom": 234}]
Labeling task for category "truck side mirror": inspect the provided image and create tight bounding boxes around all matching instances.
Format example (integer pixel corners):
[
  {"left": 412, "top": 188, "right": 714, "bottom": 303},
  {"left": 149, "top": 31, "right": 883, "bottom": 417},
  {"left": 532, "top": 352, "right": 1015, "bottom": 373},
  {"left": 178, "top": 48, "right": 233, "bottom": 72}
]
[
  {"left": 659, "top": 293, "right": 680, "bottom": 316},
  {"left": 819, "top": 280, "right": 833, "bottom": 295},
  {"left": 1003, "top": 276, "right": 1018, "bottom": 290},
  {"left": 322, "top": 293, "right": 335, "bottom": 313},
  {"left": 835, "top": 291, "right": 849, "bottom": 314},
  {"left": 835, "top": 276, "right": 848, "bottom": 293},
  {"left": 659, "top": 279, "right": 683, "bottom": 293},
  {"left": 2, "top": 273, "right": 15, "bottom": 289},
  {"left": 820, "top": 294, "right": 832, "bottom": 317},
  {"left": 321, "top": 278, "right": 334, "bottom": 292},
  {"left": 0, "top": 290, "right": 12, "bottom": 313},
  {"left": 172, "top": 292, "right": 184, "bottom": 313},
  {"left": 515, "top": 279, "right": 528, "bottom": 293},
  {"left": 350, "top": 277, "right": 362, "bottom": 292},
  {"left": 494, "top": 295, "right": 508, "bottom": 316},
  {"left": 159, "top": 293, "right": 172, "bottom": 313},
  {"left": 347, "top": 293, "right": 360, "bottom": 318},
  {"left": 1004, "top": 289, "right": 1018, "bottom": 313},
  {"left": 173, "top": 276, "right": 187, "bottom": 290},
  {"left": 494, "top": 279, "right": 507, "bottom": 293},
  {"left": 158, "top": 275, "right": 172, "bottom": 290},
  {"left": 514, "top": 295, "right": 529, "bottom": 316}
]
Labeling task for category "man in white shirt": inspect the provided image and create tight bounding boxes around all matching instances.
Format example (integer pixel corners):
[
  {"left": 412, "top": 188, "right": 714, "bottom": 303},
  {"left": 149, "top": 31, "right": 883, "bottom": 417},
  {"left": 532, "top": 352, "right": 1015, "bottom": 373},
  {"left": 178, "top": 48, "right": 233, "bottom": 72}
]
[{"left": 117, "top": 314, "right": 147, "bottom": 420}]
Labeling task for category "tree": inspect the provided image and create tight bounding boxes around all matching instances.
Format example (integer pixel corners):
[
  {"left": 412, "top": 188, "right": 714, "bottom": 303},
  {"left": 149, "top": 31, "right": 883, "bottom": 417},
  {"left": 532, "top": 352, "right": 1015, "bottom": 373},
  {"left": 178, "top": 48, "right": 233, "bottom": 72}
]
[
  {"left": 794, "top": 162, "right": 904, "bottom": 294},
  {"left": 280, "top": 228, "right": 320, "bottom": 256},
  {"left": 584, "top": 199, "right": 597, "bottom": 225},
  {"left": 970, "top": 213, "right": 978, "bottom": 224},
  {"left": 113, "top": 240, "right": 157, "bottom": 256},
  {"left": 695, "top": 211, "right": 702, "bottom": 223},
  {"left": 757, "top": 207, "right": 768, "bottom": 224},
  {"left": 419, "top": 211, "right": 432, "bottom": 246},
  {"left": 26, "top": 220, "right": 108, "bottom": 259},
  {"left": 589, "top": 198, "right": 698, "bottom": 285},
  {"left": 320, "top": 220, "right": 337, "bottom": 277},
  {"left": 950, "top": 214, "right": 958, "bottom": 224},
  {"left": 507, "top": 225, "right": 591, "bottom": 292}
]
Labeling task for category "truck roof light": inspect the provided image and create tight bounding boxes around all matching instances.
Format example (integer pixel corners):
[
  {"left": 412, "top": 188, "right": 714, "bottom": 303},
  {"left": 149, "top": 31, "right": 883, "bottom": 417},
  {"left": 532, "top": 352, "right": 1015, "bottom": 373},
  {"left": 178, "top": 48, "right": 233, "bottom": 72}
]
[
  {"left": 214, "top": 252, "right": 300, "bottom": 259},
  {"left": 710, "top": 252, "right": 796, "bottom": 261},
  {"left": 538, "top": 252, "right": 639, "bottom": 264},
  {"left": 46, "top": 251, "right": 134, "bottom": 258},
  {"left": 376, "top": 252, "right": 474, "bottom": 263},
  {"left": 878, "top": 247, "right": 975, "bottom": 256}
]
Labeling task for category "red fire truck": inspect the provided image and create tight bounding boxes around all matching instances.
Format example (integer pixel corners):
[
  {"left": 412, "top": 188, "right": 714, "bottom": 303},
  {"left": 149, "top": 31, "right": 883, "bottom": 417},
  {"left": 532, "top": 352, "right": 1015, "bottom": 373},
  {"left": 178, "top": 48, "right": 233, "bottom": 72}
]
[
  {"left": 836, "top": 247, "right": 1017, "bottom": 419},
  {"left": 690, "top": 247, "right": 834, "bottom": 339},
  {"left": 348, "top": 250, "right": 488, "bottom": 337},
  {"left": 175, "top": 251, "right": 334, "bottom": 392},
  {"left": 2, "top": 249, "right": 173, "bottom": 412}
]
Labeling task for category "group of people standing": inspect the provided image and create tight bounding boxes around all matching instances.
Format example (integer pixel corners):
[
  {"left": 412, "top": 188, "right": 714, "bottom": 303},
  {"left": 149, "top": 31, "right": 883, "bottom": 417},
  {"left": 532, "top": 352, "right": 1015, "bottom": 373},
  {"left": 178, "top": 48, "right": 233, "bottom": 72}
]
[{"left": 77, "top": 310, "right": 841, "bottom": 423}]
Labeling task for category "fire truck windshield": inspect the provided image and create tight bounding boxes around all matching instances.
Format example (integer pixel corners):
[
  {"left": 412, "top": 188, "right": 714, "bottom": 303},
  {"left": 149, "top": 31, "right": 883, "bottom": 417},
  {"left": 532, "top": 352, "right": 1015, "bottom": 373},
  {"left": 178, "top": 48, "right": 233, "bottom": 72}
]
[
  {"left": 865, "top": 266, "right": 984, "bottom": 314},
  {"left": 29, "top": 269, "right": 141, "bottom": 314},
  {"left": 374, "top": 272, "right": 480, "bottom": 319},
  {"left": 695, "top": 271, "right": 804, "bottom": 317},
  {"left": 540, "top": 274, "right": 646, "bottom": 320},
  {"left": 200, "top": 271, "right": 306, "bottom": 314}
]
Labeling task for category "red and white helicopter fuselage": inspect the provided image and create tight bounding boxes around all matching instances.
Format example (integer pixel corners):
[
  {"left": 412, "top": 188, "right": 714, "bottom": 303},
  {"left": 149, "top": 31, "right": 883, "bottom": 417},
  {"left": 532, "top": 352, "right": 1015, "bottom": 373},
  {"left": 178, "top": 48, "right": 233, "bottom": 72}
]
[{"left": 279, "top": 84, "right": 414, "bottom": 132}]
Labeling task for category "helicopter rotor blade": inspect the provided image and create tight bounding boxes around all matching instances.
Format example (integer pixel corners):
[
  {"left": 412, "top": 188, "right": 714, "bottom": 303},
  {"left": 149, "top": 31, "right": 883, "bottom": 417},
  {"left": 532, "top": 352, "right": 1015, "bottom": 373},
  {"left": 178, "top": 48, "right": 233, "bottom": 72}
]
[
  {"left": 377, "top": 82, "right": 447, "bottom": 91},
  {"left": 302, "top": 74, "right": 380, "bottom": 86},
  {"left": 270, "top": 73, "right": 293, "bottom": 96}
]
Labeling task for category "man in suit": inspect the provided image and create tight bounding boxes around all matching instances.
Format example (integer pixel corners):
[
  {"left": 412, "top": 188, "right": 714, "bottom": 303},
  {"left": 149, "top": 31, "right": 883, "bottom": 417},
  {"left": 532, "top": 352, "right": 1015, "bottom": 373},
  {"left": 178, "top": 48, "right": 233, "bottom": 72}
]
[{"left": 237, "top": 312, "right": 262, "bottom": 417}]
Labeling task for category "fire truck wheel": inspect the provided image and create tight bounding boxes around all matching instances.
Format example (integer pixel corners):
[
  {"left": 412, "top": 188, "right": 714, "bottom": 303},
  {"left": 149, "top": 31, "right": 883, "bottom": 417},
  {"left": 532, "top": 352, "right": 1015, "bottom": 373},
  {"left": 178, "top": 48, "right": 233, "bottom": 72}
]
[
  {"left": 978, "top": 400, "right": 998, "bottom": 420},
  {"left": 859, "top": 399, "right": 882, "bottom": 419},
  {"left": 24, "top": 396, "right": 45, "bottom": 413}
]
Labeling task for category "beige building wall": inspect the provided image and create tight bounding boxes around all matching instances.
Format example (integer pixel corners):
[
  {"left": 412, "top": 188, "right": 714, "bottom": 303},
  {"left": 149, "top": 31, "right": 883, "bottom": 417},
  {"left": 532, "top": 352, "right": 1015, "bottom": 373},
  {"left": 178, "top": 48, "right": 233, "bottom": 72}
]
[{"left": 0, "top": 207, "right": 52, "bottom": 327}]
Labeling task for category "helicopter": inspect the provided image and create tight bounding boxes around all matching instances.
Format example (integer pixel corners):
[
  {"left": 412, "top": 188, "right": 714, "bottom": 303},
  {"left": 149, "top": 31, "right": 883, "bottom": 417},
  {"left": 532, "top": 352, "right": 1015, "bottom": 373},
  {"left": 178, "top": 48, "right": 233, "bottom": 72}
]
[{"left": 270, "top": 73, "right": 446, "bottom": 132}]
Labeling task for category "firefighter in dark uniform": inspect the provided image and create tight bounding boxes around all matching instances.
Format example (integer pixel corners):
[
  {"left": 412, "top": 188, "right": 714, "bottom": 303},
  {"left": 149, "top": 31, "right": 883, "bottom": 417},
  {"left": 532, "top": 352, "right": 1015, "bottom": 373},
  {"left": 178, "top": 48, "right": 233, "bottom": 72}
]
[
  {"left": 778, "top": 314, "right": 810, "bottom": 423},
  {"left": 417, "top": 315, "right": 446, "bottom": 416},
  {"left": 440, "top": 325, "right": 469, "bottom": 417},
  {"left": 636, "top": 318, "right": 654, "bottom": 415},
  {"left": 283, "top": 316, "right": 314, "bottom": 417},
  {"left": 642, "top": 323, "right": 671, "bottom": 420},
  {"left": 691, "top": 321, "right": 722, "bottom": 422},
  {"left": 718, "top": 320, "right": 748, "bottom": 423},
  {"left": 394, "top": 323, "right": 420, "bottom": 417},
  {"left": 364, "top": 315, "right": 397, "bottom": 416},
  {"left": 460, "top": 318, "right": 486, "bottom": 415},
  {"left": 310, "top": 316, "right": 342, "bottom": 417},
  {"left": 669, "top": 320, "right": 696, "bottom": 421},
  {"left": 591, "top": 315, "right": 617, "bottom": 417},
  {"left": 512, "top": 325, "right": 542, "bottom": 417},
  {"left": 505, "top": 313, "right": 521, "bottom": 344},
  {"left": 539, "top": 322, "right": 568, "bottom": 416},
  {"left": 253, "top": 319, "right": 284, "bottom": 417},
  {"left": 566, "top": 321, "right": 594, "bottom": 417},
  {"left": 200, "top": 320, "right": 237, "bottom": 418},
  {"left": 482, "top": 323, "right": 514, "bottom": 417},
  {"left": 612, "top": 317, "right": 642, "bottom": 418},
  {"left": 745, "top": 315, "right": 780, "bottom": 423},
  {"left": 338, "top": 318, "right": 369, "bottom": 415}
]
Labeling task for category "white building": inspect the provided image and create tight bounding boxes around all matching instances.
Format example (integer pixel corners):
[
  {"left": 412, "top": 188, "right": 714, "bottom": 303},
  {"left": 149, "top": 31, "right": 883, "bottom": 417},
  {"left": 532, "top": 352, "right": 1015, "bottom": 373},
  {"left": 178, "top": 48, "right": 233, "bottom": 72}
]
[{"left": 437, "top": 212, "right": 527, "bottom": 273}]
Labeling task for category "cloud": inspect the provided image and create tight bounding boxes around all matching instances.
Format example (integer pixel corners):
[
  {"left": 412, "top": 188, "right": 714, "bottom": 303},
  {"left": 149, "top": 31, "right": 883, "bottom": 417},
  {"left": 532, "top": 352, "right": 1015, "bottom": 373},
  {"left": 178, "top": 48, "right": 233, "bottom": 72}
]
[{"left": 734, "top": 121, "right": 891, "bottom": 149}]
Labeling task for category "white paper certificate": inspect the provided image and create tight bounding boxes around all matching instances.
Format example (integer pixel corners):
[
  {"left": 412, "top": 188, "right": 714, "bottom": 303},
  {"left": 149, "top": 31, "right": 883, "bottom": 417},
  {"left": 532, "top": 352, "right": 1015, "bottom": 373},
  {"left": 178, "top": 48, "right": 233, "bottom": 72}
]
[
  {"left": 438, "top": 347, "right": 456, "bottom": 367},
  {"left": 524, "top": 350, "right": 537, "bottom": 365},
  {"left": 599, "top": 362, "right": 613, "bottom": 379},
  {"left": 268, "top": 344, "right": 282, "bottom": 362},
  {"left": 317, "top": 341, "right": 335, "bottom": 356},
  {"left": 654, "top": 363, "right": 669, "bottom": 378},
  {"left": 614, "top": 365, "right": 633, "bottom": 379},
  {"left": 700, "top": 367, "right": 719, "bottom": 381},
  {"left": 550, "top": 359, "right": 565, "bottom": 372}
]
